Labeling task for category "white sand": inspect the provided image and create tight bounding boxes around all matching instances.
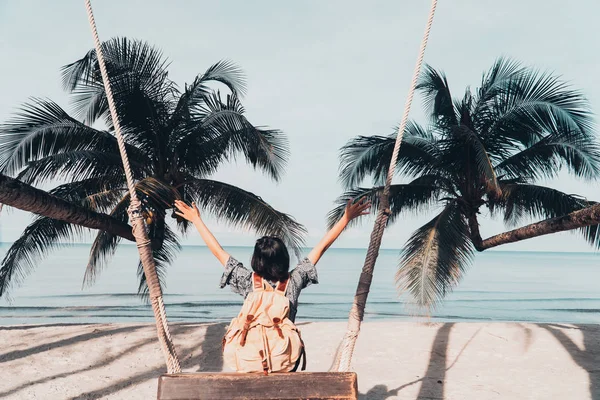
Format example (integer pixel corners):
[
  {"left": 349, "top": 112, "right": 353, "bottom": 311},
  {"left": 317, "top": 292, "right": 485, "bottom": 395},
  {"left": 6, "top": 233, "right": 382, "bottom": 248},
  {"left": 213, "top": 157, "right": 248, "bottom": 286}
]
[{"left": 1, "top": 321, "right": 598, "bottom": 399}]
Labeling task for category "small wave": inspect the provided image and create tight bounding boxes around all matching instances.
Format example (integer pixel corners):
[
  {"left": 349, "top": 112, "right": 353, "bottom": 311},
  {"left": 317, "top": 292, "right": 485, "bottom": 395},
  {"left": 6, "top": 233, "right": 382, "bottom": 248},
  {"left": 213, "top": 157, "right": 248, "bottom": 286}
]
[
  {"left": 0, "top": 314, "right": 219, "bottom": 320},
  {"left": 363, "top": 311, "right": 494, "bottom": 321},
  {"left": 165, "top": 301, "right": 241, "bottom": 307},
  {"left": 33, "top": 293, "right": 187, "bottom": 298},
  {"left": 541, "top": 309, "right": 600, "bottom": 313},
  {"left": 446, "top": 297, "right": 600, "bottom": 303},
  {"left": 0, "top": 306, "right": 150, "bottom": 311}
]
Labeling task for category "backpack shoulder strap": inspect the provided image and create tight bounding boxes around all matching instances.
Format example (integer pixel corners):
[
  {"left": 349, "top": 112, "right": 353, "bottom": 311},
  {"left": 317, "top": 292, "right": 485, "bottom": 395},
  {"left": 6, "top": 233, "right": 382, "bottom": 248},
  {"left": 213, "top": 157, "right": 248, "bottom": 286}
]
[
  {"left": 275, "top": 279, "right": 289, "bottom": 295},
  {"left": 252, "top": 273, "right": 265, "bottom": 292}
]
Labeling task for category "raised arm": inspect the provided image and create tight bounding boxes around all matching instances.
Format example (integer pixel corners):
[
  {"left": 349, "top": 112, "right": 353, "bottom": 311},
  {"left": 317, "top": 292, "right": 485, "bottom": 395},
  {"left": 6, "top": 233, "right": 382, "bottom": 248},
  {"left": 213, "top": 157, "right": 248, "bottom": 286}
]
[
  {"left": 307, "top": 199, "right": 371, "bottom": 265},
  {"left": 174, "top": 200, "right": 230, "bottom": 266}
]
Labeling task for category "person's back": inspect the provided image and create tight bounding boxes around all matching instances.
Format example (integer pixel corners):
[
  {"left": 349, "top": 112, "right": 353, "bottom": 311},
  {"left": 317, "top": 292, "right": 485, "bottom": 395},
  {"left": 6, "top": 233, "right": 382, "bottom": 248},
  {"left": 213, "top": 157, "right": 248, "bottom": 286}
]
[
  {"left": 174, "top": 198, "right": 370, "bottom": 373},
  {"left": 220, "top": 237, "right": 314, "bottom": 373},
  {"left": 223, "top": 270, "right": 304, "bottom": 373},
  {"left": 222, "top": 237, "right": 317, "bottom": 323}
]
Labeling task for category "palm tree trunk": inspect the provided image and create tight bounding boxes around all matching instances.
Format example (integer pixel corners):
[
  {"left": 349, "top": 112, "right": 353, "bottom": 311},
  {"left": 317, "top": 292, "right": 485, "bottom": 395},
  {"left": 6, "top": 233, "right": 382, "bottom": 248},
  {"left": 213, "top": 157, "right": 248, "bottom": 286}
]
[
  {"left": 331, "top": 203, "right": 390, "bottom": 372},
  {"left": 467, "top": 214, "right": 484, "bottom": 251},
  {"left": 478, "top": 203, "right": 600, "bottom": 250},
  {"left": 0, "top": 173, "right": 134, "bottom": 241}
]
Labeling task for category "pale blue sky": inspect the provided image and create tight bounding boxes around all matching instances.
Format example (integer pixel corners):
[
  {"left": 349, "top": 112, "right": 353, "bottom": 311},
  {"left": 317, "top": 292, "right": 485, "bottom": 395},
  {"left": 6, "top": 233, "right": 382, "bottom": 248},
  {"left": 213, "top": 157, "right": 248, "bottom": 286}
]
[{"left": 1, "top": 0, "right": 599, "bottom": 252}]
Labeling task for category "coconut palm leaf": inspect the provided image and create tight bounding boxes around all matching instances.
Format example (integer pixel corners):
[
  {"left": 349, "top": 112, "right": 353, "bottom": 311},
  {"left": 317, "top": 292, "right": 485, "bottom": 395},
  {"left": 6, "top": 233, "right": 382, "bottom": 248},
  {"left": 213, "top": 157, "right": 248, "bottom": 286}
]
[
  {"left": 185, "top": 178, "right": 306, "bottom": 258},
  {"left": 167, "top": 61, "right": 247, "bottom": 147},
  {"left": 473, "top": 57, "right": 524, "bottom": 116},
  {"left": 62, "top": 41, "right": 175, "bottom": 165},
  {"left": 135, "top": 177, "right": 181, "bottom": 208},
  {"left": 451, "top": 125, "right": 501, "bottom": 196},
  {"left": 61, "top": 37, "right": 174, "bottom": 126},
  {"left": 170, "top": 60, "right": 247, "bottom": 121},
  {"left": 0, "top": 217, "right": 84, "bottom": 300},
  {"left": 327, "top": 175, "right": 448, "bottom": 228},
  {"left": 0, "top": 174, "right": 133, "bottom": 298},
  {"left": 494, "top": 181, "right": 600, "bottom": 249},
  {"left": 480, "top": 70, "right": 593, "bottom": 150},
  {"left": 417, "top": 65, "right": 458, "bottom": 128},
  {"left": 45, "top": 177, "right": 127, "bottom": 213},
  {"left": 396, "top": 201, "right": 473, "bottom": 309},
  {"left": 83, "top": 194, "right": 130, "bottom": 286},
  {"left": 339, "top": 121, "right": 439, "bottom": 188},
  {"left": 496, "top": 182, "right": 589, "bottom": 225},
  {"left": 177, "top": 91, "right": 289, "bottom": 181},
  {"left": 16, "top": 151, "right": 132, "bottom": 186},
  {"left": 0, "top": 98, "right": 149, "bottom": 176},
  {"left": 495, "top": 132, "right": 600, "bottom": 181}
]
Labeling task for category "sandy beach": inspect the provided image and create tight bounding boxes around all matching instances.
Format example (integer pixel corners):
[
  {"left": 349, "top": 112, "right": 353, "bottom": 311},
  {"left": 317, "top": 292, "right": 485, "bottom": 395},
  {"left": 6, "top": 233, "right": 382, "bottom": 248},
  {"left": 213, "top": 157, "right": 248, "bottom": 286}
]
[{"left": 1, "top": 321, "right": 598, "bottom": 399}]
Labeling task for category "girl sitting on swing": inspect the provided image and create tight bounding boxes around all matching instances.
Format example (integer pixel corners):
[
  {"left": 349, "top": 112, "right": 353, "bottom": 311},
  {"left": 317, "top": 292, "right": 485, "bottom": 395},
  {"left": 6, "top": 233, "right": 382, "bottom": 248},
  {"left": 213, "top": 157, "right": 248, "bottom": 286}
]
[{"left": 174, "top": 199, "right": 370, "bottom": 374}]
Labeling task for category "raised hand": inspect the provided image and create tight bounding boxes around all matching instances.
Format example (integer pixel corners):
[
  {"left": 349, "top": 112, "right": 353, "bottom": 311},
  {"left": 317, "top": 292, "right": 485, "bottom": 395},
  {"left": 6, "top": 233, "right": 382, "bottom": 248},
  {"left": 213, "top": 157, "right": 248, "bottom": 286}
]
[
  {"left": 174, "top": 200, "right": 201, "bottom": 223},
  {"left": 343, "top": 198, "right": 372, "bottom": 222}
]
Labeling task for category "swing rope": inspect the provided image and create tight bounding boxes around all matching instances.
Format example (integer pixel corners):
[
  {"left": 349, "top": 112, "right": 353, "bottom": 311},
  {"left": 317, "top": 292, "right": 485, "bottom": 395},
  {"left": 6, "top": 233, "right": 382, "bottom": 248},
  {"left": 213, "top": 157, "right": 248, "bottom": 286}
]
[
  {"left": 332, "top": 0, "right": 439, "bottom": 373},
  {"left": 84, "top": 0, "right": 181, "bottom": 374}
]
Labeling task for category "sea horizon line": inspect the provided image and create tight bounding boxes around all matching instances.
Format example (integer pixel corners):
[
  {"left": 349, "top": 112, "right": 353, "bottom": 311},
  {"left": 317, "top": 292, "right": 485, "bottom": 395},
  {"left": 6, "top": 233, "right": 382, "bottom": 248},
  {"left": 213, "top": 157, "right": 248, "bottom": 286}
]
[{"left": 1, "top": 241, "right": 598, "bottom": 255}]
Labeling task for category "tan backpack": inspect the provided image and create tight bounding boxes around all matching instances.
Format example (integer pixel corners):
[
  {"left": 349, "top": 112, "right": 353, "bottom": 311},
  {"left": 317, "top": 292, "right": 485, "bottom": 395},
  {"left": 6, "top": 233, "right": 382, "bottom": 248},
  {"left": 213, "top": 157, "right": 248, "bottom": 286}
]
[{"left": 222, "top": 273, "right": 306, "bottom": 374}]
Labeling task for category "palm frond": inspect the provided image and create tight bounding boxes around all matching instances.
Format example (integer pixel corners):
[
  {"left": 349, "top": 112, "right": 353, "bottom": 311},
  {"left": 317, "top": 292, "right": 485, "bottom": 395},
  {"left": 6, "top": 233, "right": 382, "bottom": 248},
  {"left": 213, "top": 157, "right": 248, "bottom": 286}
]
[
  {"left": 135, "top": 177, "right": 181, "bottom": 208},
  {"left": 61, "top": 38, "right": 175, "bottom": 165},
  {"left": 85, "top": 230, "right": 122, "bottom": 289},
  {"left": 473, "top": 57, "right": 524, "bottom": 114},
  {"left": 83, "top": 194, "right": 130, "bottom": 286},
  {"left": 480, "top": 67, "right": 594, "bottom": 149},
  {"left": 396, "top": 201, "right": 473, "bottom": 309},
  {"left": 61, "top": 37, "right": 174, "bottom": 126},
  {"left": 327, "top": 175, "right": 447, "bottom": 228},
  {"left": 339, "top": 121, "right": 439, "bottom": 188},
  {"left": 0, "top": 217, "right": 84, "bottom": 300},
  {"left": 451, "top": 126, "right": 501, "bottom": 196},
  {"left": 172, "top": 60, "right": 247, "bottom": 114},
  {"left": 83, "top": 188, "right": 128, "bottom": 213},
  {"left": 166, "top": 61, "right": 247, "bottom": 144},
  {"left": 44, "top": 177, "right": 126, "bottom": 213},
  {"left": 494, "top": 182, "right": 590, "bottom": 226},
  {"left": 494, "top": 131, "right": 600, "bottom": 181},
  {"left": 0, "top": 98, "right": 149, "bottom": 176},
  {"left": 185, "top": 178, "right": 306, "bottom": 258},
  {"left": 16, "top": 151, "right": 132, "bottom": 186},
  {"left": 416, "top": 64, "right": 458, "bottom": 128},
  {"left": 579, "top": 217, "right": 600, "bottom": 249},
  {"left": 200, "top": 60, "right": 247, "bottom": 96},
  {"left": 492, "top": 182, "right": 600, "bottom": 250},
  {"left": 177, "top": 91, "right": 289, "bottom": 181}
]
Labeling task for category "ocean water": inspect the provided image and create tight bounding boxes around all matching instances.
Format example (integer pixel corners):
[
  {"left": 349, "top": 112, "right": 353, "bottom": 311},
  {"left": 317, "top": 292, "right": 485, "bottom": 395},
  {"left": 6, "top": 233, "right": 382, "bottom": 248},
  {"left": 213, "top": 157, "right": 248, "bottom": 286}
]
[{"left": 1, "top": 243, "right": 599, "bottom": 325}]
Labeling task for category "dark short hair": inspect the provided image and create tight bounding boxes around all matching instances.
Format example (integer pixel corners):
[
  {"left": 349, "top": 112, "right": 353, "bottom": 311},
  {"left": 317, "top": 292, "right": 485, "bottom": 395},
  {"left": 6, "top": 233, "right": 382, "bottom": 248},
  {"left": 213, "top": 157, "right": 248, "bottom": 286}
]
[{"left": 251, "top": 236, "right": 290, "bottom": 282}]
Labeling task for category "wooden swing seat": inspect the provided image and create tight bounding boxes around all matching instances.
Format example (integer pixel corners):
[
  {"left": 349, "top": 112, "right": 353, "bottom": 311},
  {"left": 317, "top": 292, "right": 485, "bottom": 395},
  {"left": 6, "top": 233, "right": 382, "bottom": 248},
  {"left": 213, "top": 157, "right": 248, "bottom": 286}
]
[{"left": 157, "top": 372, "right": 358, "bottom": 400}]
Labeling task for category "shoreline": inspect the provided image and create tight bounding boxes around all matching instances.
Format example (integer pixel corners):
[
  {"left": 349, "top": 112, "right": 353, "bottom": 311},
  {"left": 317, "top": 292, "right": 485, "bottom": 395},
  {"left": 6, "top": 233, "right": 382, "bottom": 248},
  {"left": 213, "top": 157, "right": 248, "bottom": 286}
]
[
  {"left": 1, "top": 321, "right": 598, "bottom": 399},
  {"left": 2, "top": 315, "right": 598, "bottom": 325}
]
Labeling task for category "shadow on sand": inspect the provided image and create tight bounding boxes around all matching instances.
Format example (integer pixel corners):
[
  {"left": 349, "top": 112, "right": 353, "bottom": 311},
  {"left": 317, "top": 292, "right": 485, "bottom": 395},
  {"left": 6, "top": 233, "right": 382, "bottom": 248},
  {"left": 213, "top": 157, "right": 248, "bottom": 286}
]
[
  {"left": 540, "top": 324, "right": 600, "bottom": 400},
  {"left": 361, "top": 323, "right": 600, "bottom": 400},
  {"left": 359, "top": 323, "right": 456, "bottom": 400},
  {"left": 0, "top": 322, "right": 227, "bottom": 400},
  {"left": 6, "top": 322, "right": 600, "bottom": 399}
]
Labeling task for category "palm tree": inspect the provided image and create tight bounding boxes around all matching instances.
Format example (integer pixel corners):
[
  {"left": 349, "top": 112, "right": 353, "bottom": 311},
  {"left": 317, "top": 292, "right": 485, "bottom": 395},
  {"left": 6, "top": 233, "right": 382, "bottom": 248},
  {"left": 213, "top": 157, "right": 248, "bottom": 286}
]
[
  {"left": 330, "top": 58, "right": 600, "bottom": 309},
  {"left": 0, "top": 37, "right": 305, "bottom": 298}
]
